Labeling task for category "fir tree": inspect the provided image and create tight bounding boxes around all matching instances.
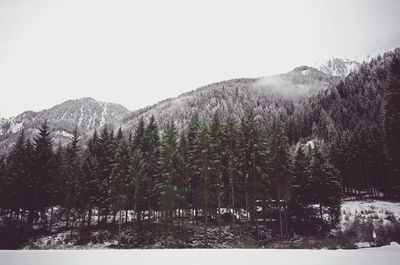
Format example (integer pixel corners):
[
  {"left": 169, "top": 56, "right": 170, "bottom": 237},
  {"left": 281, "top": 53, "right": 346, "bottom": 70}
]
[
  {"left": 222, "top": 116, "right": 240, "bottom": 232},
  {"left": 187, "top": 113, "right": 201, "bottom": 224},
  {"left": 383, "top": 53, "right": 400, "bottom": 198},
  {"left": 110, "top": 139, "right": 131, "bottom": 232},
  {"left": 129, "top": 150, "right": 146, "bottom": 222},
  {"left": 266, "top": 117, "right": 291, "bottom": 238},
  {"left": 32, "top": 121, "right": 54, "bottom": 226},
  {"left": 309, "top": 141, "right": 342, "bottom": 227},
  {"left": 288, "top": 145, "right": 311, "bottom": 232},
  {"left": 158, "top": 121, "right": 180, "bottom": 220},
  {"left": 143, "top": 115, "right": 160, "bottom": 220},
  {"left": 194, "top": 121, "right": 211, "bottom": 245},
  {"left": 81, "top": 150, "right": 98, "bottom": 227},
  {"left": 64, "top": 127, "right": 81, "bottom": 227},
  {"left": 209, "top": 113, "right": 224, "bottom": 230}
]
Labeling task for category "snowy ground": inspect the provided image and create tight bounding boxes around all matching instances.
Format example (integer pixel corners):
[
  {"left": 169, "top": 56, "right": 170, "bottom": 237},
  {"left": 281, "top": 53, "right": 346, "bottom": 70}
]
[
  {"left": 1, "top": 243, "right": 400, "bottom": 265},
  {"left": 340, "top": 200, "right": 400, "bottom": 230}
]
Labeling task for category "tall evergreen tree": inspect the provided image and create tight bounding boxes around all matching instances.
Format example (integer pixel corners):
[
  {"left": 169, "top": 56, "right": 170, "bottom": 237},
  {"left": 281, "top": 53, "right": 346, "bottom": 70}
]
[
  {"left": 81, "top": 150, "right": 99, "bottom": 227},
  {"left": 309, "top": 141, "right": 342, "bottom": 226},
  {"left": 193, "top": 121, "right": 211, "bottom": 245},
  {"left": 129, "top": 150, "right": 146, "bottom": 222},
  {"left": 240, "top": 109, "right": 268, "bottom": 232},
  {"left": 64, "top": 127, "right": 81, "bottom": 227},
  {"left": 222, "top": 116, "right": 240, "bottom": 232},
  {"left": 143, "top": 115, "right": 160, "bottom": 220},
  {"left": 288, "top": 145, "right": 311, "bottom": 232},
  {"left": 32, "top": 121, "right": 54, "bottom": 226},
  {"left": 158, "top": 121, "right": 180, "bottom": 220},
  {"left": 209, "top": 113, "right": 224, "bottom": 229},
  {"left": 96, "top": 126, "right": 115, "bottom": 223},
  {"left": 187, "top": 113, "right": 201, "bottom": 224},
  {"left": 4, "top": 131, "right": 29, "bottom": 222},
  {"left": 383, "top": 53, "right": 400, "bottom": 199},
  {"left": 110, "top": 140, "right": 131, "bottom": 229},
  {"left": 266, "top": 117, "right": 291, "bottom": 238}
]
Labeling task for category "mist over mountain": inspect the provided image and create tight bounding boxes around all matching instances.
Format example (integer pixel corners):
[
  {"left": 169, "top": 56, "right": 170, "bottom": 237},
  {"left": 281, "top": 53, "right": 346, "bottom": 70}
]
[{"left": 0, "top": 57, "right": 373, "bottom": 155}]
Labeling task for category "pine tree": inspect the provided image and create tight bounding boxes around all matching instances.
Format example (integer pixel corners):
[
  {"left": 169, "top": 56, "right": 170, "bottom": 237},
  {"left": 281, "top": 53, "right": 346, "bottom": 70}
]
[
  {"left": 193, "top": 121, "right": 211, "bottom": 245},
  {"left": 96, "top": 126, "right": 115, "bottom": 223},
  {"left": 64, "top": 127, "right": 81, "bottom": 227},
  {"left": 309, "top": 141, "right": 342, "bottom": 227},
  {"left": 221, "top": 116, "right": 240, "bottom": 233},
  {"left": 129, "top": 150, "right": 146, "bottom": 222},
  {"left": 158, "top": 121, "right": 180, "bottom": 220},
  {"left": 143, "top": 115, "right": 160, "bottom": 220},
  {"left": 4, "top": 131, "right": 29, "bottom": 223},
  {"left": 288, "top": 145, "right": 311, "bottom": 232},
  {"left": 178, "top": 130, "right": 190, "bottom": 214},
  {"left": 266, "top": 117, "right": 291, "bottom": 238},
  {"left": 240, "top": 109, "right": 268, "bottom": 233},
  {"left": 32, "top": 121, "right": 54, "bottom": 227},
  {"left": 209, "top": 113, "right": 224, "bottom": 230},
  {"left": 49, "top": 143, "right": 67, "bottom": 229},
  {"left": 110, "top": 139, "right": 131, "bottom": 236},
  {"left": 383, "top": 53, "right": 400, "bottom": 199},
  {"left": 81, "top": 150, "right": 98, "bottom": 227},
  {"left": 132, "top": 117, "right": 146, "bottom": 153},
  {"left": 187, "top": 113, "right": 201, "bottom": 224}
]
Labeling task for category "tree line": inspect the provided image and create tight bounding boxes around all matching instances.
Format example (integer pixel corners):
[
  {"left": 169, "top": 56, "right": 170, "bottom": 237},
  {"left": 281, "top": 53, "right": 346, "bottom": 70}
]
[{"left": 0, "top": 111, "right": 342, "bottom": 238}]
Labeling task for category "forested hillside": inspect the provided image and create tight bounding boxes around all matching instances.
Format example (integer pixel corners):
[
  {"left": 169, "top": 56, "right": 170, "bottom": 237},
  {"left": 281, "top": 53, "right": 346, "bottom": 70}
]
[{"left": 0, "top": 48, "right": 399, "bottom": 249}]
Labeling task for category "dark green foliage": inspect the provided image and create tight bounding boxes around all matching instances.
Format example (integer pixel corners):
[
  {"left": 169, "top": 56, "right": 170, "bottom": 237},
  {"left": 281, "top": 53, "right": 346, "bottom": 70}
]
[
  {"left": 129, "top": 150, "right": 146, "bottom": 220},
  {"left": 32, "top": 121, "right": 54, "bottom": 211},
  {"left": 289, "top": 145, "right": 311, "bottom": 228},
  {"left": 383, "top": 53, "right": 400, "bottom": 198},
  {"left": 110, "top": 140, "right": 132, "bottom": 213},
  {"left": 308, "top": 141, "right": 342, "bottom": 226}
]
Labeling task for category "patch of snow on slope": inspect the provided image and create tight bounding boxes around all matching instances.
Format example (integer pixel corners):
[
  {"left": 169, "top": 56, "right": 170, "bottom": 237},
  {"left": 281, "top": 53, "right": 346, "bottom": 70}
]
[
  {"left": 100, "top": 102, "right": 108, "bottom": 127},
  {"left": 77, "top": 105, "right": 84, "bottom": 127},
  {"left": 301, "top": 69, "right": 310, "bottom": 75},
  {"left": 10, "top": 121, "right": 23, "bottom": 133},
  {"left": 53, "top": 130, "right": 73, "bottom": 138},
  {"left": 87, "top": 108, "right": 93, "bottom": 130}
]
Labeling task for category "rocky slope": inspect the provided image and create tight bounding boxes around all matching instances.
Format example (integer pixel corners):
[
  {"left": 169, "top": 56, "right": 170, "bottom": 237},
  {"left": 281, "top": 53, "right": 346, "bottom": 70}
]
[{"left": 0, "top": 98, "right": 129, "bottom": 154}]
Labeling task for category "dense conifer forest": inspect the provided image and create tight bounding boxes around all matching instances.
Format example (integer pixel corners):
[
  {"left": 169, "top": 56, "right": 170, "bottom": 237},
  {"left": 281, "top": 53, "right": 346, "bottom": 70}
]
[{"left": 0, "top": 48, "right": 399, "bottom": 248}]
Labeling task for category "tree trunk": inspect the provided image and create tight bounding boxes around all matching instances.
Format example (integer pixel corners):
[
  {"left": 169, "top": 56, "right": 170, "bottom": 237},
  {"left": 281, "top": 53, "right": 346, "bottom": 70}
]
[
  {"left": 319, "top": 203, "right": 323, "bottom": 222},
  {"left": 88, "top": 208, "right": 92, "bottom": 227},
  {"left": 66, "top": 208, "right": 70, "bottom": 228},
  {"left": 97, "top": 208, "right": 101, "bottom": 226},
  {"left": 49, "top": 206, "right": 54, "bottom": 231}
]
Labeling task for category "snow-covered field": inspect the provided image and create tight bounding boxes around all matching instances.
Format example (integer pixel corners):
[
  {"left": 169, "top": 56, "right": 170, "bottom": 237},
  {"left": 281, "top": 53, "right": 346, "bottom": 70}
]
[
  {"left": 339, "top": 200, "right": 400, "bottom": 230},
  {"left": 341, "top": 200, "right": 400, "bottom": 226},
  {"left": 1, "top": 243, "right": 400, "bottom": 265}
]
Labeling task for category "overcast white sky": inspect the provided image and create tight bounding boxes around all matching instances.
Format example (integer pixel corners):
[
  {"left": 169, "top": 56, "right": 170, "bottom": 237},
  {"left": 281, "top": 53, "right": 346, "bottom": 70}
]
[{"left": 1, "top": 0, "right": 400, "bottom": 118}]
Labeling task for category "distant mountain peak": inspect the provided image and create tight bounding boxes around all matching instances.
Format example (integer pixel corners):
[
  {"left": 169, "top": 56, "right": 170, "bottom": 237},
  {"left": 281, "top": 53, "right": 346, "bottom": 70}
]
[
  {"left": 314, "top": 57, "right": 362, "bottom": 77},
  {"left": 0, "top": 98, "right": 131, "bottom": 154}
]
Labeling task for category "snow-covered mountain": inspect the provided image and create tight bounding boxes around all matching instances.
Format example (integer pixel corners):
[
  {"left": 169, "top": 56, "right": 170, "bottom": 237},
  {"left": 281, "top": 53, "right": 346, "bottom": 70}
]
[
  {"left": 0, "top": 97, "right": 129, "bottom": 154},
  {"left": 0, "top": 66, "right": 339, "bottom": 155},
  {"left": 315, "top": 58, "right": 362, "bottom": 77},
  {"left": 122, "top": 66, "right": 338, "bottom": 132}
]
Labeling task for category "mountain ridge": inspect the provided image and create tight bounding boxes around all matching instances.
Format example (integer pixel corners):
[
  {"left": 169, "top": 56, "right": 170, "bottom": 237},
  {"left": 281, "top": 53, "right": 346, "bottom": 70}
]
[{"left": 0, "top": 64, "right": 342, "bottom": 155}]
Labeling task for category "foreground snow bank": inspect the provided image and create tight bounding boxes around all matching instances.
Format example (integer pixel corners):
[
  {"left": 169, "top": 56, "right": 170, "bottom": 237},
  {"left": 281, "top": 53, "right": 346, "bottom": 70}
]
[{"left": 1, "top": 243, "right": 400, "bottom": 265}]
